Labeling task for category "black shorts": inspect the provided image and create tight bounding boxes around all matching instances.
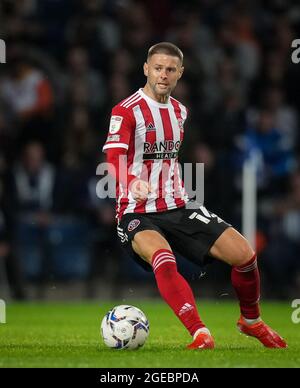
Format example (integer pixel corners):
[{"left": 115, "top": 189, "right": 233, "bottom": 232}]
[{"left": 117, "top": 202, "right": 231, "bottom": 271}]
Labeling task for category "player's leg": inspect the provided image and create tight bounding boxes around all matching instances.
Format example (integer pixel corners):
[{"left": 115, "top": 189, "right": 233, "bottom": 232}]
[
  {"left": 132, "top": 230, "right": 214, "bottom": 349},
  {"left": 131, "top": 229, "right": 171, "bottom": 264},
  {"left": 209, "top": 227, "right": 254, "bottom": 266},
  {"left": 209, "top": 227, "right": 260, "bottom": 318},
  {"left": 209, "top": 227, "right": 287, "bottom": 348}
]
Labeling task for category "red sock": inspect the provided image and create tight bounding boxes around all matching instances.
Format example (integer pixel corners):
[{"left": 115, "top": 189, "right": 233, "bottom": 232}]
[
  {"left": 231, "top": 254, "right": 260, "bottom": 319},
  {"left": 152, "top": 249, "right": 205, "bottom": 336}
]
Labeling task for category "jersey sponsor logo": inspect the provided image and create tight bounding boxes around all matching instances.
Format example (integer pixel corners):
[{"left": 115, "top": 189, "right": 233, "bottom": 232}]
[
  {"left": 143, "top": 152, "right": 178, "bottom": 160},
  {"left": 107, "top": 134, "right": 120, "bottom": 142},
  {"left": 144, "top": 140, "right": 181, "bottom": 153},
  {"left": 109, "top": 115, "right": 123, "bottom": 134},
  {"left": 143, "top": 140, "right": 181, "bottom": 160},
  {"left": 128, "top": 219, "right": 141, "bottom": 232}
]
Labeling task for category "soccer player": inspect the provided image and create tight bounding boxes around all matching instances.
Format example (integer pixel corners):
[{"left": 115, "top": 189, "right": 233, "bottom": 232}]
[{"left": 102, "top": 42, "right": 287, "bottom": 349}]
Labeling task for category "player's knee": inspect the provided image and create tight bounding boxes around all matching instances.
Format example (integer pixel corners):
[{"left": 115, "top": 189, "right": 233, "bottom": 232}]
[
  {"left": 234, "top": 241, "right": 255, "bottom": 266},
  {"left": 132, "top": 230, "right": 171, "bottom": 265}
]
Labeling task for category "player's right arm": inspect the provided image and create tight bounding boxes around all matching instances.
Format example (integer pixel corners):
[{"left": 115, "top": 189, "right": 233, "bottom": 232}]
[{"left": 102, "top": 106, "right": 150, "bottom": 202}]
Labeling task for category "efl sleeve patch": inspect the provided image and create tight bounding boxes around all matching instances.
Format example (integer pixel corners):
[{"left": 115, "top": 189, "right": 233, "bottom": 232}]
[{"left": 109, "top": 115, "right": 123, "bottom": 134}]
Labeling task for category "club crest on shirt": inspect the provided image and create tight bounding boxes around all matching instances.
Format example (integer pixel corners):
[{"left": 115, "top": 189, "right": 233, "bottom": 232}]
[
  {"left": 128, "top": 219, "right": 141, "bottom": 232},
  {"left": 109, "top": 116, "right": 123, "bottom": 134}
]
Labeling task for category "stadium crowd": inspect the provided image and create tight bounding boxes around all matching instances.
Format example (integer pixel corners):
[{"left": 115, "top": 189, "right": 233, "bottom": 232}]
[{"left": 0, "top": 0, "right": 300, "bottom": 299}]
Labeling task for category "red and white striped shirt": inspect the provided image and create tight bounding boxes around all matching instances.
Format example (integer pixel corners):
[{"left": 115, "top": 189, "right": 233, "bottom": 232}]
[{"left": 102, "top": 88, "right": 189, "bottom": 220}]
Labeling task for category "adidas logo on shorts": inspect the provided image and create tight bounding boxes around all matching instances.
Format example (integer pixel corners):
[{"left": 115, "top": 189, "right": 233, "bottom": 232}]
[{"left": 117, "top": 226, "right": 128, "bottom": 243}]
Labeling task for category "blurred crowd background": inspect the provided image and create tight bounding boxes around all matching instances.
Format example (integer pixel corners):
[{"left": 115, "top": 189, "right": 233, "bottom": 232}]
[{"left": 0, "top": 0, "right": 300, "bottom": 300}]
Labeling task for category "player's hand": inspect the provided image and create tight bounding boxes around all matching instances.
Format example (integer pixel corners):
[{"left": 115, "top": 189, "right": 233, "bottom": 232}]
[{"left": 130, "top": 178, "right": 151, "bottom": 203}]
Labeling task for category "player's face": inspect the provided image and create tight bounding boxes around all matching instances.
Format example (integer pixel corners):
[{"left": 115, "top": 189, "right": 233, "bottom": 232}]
[{"left": 144, "top": 54, "right": 184, "bottom": 99}]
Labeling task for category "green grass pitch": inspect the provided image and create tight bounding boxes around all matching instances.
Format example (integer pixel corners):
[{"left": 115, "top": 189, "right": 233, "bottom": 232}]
[{"left": 0, "top": 300, "right": 299, "bottom": 368}]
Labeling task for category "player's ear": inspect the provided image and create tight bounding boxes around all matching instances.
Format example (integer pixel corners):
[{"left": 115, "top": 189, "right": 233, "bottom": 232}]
[
  {"left": 178, "top": 66, "right": 184, "bottom": 80},
  {"left": 143, "top": 62, "right": 149, "bottom": 77}
]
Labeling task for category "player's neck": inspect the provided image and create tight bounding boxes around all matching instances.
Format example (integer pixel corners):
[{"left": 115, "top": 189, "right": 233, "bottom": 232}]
[{"left": 142, "top": 84, "right": 169, "bottom": 104}]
